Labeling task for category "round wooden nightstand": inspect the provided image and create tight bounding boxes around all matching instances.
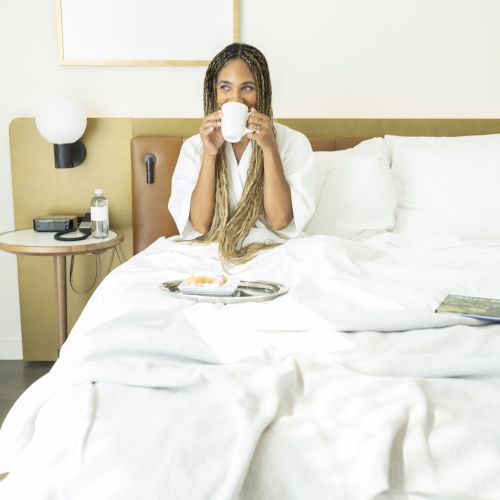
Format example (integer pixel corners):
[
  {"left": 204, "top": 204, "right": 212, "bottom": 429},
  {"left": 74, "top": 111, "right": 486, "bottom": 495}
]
[{"left": 0, "top": 229, "right": 124, "bottom": 351}]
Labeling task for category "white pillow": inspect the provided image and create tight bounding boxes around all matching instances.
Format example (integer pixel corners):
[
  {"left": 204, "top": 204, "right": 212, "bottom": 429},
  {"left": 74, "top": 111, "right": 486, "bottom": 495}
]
[
  {"left": 386, "top": 134, "right": 500, "bottom": 240},
  {"left": 304, "top": 138, "right": 397, "bottom": 239},
  {"left": 386, "top": 133, "right": 500, "bottom": 151}
]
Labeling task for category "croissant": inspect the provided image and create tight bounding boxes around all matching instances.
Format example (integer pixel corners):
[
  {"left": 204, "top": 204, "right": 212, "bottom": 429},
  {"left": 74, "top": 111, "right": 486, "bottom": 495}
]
[{"left": 185, "top": 275, "right": 227, "bottom": 286}]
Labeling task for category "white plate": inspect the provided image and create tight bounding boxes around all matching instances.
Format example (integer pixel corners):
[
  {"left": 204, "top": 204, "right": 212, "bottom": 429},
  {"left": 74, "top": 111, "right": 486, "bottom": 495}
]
[
  {"left": 178, "top": 277, "right": 240, "bottom": 296},
  {"left": 160, "top": 280, "right": 288, "bottom": 304}
]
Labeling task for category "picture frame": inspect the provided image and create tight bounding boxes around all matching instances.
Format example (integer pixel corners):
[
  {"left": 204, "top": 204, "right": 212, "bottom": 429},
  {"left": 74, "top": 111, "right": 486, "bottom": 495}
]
[{"left": 56, "top": 0, "right": 239, "bottom": 66}]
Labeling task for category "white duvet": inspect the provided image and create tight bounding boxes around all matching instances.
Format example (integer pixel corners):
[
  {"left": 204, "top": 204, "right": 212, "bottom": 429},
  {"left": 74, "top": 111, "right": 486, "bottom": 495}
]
[{"left": 1, "top": 233, "right": 500, "bottom": 500}]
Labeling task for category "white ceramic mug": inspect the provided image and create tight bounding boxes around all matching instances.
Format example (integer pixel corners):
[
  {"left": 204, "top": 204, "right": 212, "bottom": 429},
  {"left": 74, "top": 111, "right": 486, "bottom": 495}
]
[{"left": 220, "top": 102, "right": 252, "bottom": 143}]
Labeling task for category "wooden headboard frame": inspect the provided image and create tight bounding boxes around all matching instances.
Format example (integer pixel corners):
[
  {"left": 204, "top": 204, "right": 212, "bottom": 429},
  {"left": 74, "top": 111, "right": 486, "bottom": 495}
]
[
  {"left": 130, "top": 135, "right": 365, "bottom": 254},
  {"left": 131, "top": 118, "right": 500, "bottom": 254}
]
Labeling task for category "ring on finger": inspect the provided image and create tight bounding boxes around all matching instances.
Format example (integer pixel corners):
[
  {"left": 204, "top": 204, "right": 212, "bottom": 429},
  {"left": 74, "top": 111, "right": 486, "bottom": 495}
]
[{"left": 253, "top": 125, "right": 261, "bottom": 134}]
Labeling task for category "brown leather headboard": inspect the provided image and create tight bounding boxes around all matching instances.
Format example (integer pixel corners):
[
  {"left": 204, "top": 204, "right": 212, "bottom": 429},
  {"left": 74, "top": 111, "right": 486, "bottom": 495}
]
[
  {"left": 131, "top": 135, "right": 366, "bottom": 254},
  {"left": 131, "top": 136, "right": 183, "bottom": 254}
]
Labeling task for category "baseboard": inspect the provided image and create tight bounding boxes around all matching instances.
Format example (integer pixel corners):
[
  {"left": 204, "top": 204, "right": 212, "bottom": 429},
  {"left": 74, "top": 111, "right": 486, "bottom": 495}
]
[{"left": 0, "top": 340, "right": 23, "bottom": 360}]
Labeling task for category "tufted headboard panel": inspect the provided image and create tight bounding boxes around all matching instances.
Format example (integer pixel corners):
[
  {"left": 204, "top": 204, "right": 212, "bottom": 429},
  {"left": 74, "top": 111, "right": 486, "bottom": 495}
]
[{"left": 130, "top": 135, "right": 366, "bottom": 254}]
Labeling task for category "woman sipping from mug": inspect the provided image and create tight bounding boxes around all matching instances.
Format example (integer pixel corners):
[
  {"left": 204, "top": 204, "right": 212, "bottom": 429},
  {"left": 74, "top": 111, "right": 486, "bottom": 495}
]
[{"left": 169, "top": 43, "right": 315, "bottom": 265}]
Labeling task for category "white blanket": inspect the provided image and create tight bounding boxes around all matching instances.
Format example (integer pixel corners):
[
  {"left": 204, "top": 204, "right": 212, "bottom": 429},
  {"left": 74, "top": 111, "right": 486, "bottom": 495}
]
[{"left": 1, "top": 233, "right": 500, "bottom": 500}]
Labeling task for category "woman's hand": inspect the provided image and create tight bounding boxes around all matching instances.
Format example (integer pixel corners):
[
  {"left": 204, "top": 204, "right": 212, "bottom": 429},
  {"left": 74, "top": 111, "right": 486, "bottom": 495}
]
[
  {"left": 200, "top": 110, "right": 224, "bottom": 156},
  {"left": 246, "top": 108, "right": 277, "bottom": 151}
]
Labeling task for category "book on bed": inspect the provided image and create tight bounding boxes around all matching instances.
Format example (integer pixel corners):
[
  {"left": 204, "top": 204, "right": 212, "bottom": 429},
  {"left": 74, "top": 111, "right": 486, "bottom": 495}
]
[{"left": 436, "top": 294, "right": 500, "bottom": 321}]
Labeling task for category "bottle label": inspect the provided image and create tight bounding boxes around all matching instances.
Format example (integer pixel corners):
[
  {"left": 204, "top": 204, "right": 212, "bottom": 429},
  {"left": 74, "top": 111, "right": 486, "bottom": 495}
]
[{"left": 91, "top": 206, "right": 108, "bottom": 222}]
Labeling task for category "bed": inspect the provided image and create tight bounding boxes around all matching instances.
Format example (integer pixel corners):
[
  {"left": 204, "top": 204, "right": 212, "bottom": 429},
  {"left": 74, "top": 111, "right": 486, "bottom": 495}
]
[{"left": 1, "top": 128, "right": 500, "bottom": 500}]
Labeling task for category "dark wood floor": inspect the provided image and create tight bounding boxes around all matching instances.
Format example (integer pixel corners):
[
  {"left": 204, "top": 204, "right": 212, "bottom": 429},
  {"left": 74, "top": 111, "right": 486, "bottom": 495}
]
[{"left": 0, "top": 361, "right": 54, "bottom": 426}]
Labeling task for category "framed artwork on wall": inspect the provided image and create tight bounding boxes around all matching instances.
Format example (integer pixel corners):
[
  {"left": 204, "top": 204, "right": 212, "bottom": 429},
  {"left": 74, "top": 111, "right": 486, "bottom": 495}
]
[{"left": 56, "top": 0, "right": 239, "bottom": 66}]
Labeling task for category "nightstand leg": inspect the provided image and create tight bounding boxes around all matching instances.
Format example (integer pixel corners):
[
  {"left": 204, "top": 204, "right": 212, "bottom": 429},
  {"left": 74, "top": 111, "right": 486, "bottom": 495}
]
[{"left": 54, "top": 255, "right": 68, "bottom": 350}]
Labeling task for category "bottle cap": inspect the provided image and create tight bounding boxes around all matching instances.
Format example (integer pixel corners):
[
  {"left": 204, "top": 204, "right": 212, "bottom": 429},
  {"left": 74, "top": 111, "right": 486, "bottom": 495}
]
[{"left": 95, "top": 188, "right": 103, "bottom": 195}]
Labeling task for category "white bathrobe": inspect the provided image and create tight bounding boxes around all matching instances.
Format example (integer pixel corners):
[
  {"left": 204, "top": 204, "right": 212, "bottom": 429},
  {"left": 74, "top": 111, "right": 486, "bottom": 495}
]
[{"left": 168, "top": 122, "right": 316, "bottom": 245}]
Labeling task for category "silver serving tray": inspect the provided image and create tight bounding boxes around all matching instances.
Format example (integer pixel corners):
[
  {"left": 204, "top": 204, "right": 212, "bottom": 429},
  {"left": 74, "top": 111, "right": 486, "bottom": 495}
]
[{"left": 160, "top": 279, "right": 288, "bottom": 304}]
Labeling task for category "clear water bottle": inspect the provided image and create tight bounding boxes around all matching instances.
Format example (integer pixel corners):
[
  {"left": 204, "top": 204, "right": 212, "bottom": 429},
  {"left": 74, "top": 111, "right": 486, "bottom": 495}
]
[{"left": 90, "top": 188, "right": 109, "bottom": 239}]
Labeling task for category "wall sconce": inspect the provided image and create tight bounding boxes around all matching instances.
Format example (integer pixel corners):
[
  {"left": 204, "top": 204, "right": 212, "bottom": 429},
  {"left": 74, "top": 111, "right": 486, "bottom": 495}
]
[
  {"left": 35, "top": 96, "right": 87, "bottom": 168},
  {"left": 144, "top": 153, "right": 156, "bottom": 184}
]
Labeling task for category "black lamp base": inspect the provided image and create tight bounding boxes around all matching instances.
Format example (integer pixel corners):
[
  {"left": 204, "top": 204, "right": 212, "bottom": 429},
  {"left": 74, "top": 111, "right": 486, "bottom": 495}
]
[{"left": 53, "top": 141, "right": 86, "bottom": 168}]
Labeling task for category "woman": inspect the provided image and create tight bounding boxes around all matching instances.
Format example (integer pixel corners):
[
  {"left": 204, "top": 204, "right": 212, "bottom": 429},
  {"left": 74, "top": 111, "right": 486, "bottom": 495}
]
[{"left": 168, "top": 43, "right": 315, "bottom": 265}]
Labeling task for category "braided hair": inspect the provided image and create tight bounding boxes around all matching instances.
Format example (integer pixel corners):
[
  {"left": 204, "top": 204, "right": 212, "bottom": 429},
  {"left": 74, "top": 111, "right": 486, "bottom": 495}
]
[{"left": 197, "top": 43, "right": 280, "bottom": 266}]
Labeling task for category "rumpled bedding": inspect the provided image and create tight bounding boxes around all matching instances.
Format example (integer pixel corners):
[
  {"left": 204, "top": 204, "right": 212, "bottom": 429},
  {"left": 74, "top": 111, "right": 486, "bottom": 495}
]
[{"left": 1, "top": 233, "right": 500, "bottom": 500}]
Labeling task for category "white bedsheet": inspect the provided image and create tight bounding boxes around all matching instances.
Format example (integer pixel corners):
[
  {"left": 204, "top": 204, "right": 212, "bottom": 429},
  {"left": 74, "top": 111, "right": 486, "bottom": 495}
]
[{"left": 1, "top": 233, "right": 500, "bottom": 500}]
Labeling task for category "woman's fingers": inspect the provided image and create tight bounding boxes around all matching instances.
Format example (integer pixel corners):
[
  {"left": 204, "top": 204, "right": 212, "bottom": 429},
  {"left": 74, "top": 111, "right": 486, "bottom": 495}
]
[
  {"left": 200, "top": 111, "right": 222, "bottom": 133},
  {"left": 200, "top": 111, "right": 223, "bottom": 144},
  {"left": 200, "top": 112, "right": 224, "bottom": 154},
  {"left": 201, "top": 118, "right": 221, "bottom": 131},
  {"left": 248, "top": 114, "right": 265, "bottom": 125},
  {"left": 247, "top": 118, "right": 267, "bottom": 135},
  {"left": 205, "top": 110, "right": 222, "bottom": 125},
  {"left": 247, "top": 108, "right": 269, "bottom": 130},
  {"left": 246, "top": 108, "right": 276, "bottom": 149},
  {"left": 248, "top": 107, "right": 266, "bottom": 121},
  {"left": 200, "top": 123, "right": 217, "bottom": 135}
]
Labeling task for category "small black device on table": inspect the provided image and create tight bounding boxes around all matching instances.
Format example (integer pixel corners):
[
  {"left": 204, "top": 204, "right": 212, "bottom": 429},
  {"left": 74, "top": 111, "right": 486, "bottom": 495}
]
[{"left": 33, "top": 212, "right": 92, "bottom": 241}]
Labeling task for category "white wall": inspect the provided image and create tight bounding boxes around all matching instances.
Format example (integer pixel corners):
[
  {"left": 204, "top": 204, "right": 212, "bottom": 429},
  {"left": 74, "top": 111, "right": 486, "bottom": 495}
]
[{"left": 2, "top": 0, "right": 500, "bottom": 358}]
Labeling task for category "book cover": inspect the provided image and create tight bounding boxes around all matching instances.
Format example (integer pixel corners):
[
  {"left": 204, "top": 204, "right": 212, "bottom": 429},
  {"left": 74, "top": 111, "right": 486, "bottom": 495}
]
[{"left": 435, "top": 294, "right": 500, "bottom": 322}]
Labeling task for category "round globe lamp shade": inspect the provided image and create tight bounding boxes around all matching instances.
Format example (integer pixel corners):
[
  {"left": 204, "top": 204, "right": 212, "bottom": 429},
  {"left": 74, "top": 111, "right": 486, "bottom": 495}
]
[
  {"left": 35, "top": 96, "right": 87, "bottom": 144},
  {"left": 36, "top": 97, "right": 87, "bottom": 168}
]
